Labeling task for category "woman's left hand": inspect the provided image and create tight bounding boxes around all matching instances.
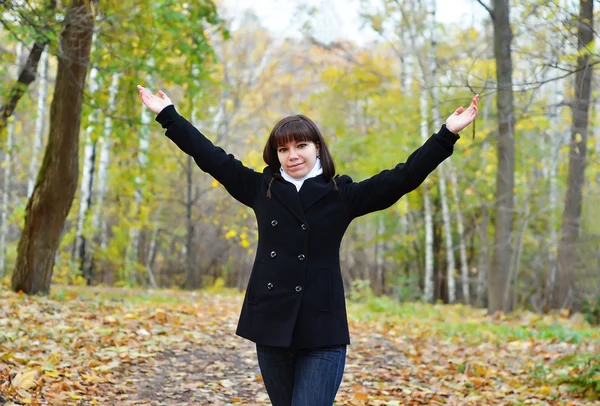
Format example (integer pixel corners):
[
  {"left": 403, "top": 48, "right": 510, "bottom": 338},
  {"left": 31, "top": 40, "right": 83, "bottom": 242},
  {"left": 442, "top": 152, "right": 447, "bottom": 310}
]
[
  {"left": 137, "top": 85, "right": 173, "bottom": 115},
  {"left": 446, "top": 94, "right": 479, "bottom": 134}
]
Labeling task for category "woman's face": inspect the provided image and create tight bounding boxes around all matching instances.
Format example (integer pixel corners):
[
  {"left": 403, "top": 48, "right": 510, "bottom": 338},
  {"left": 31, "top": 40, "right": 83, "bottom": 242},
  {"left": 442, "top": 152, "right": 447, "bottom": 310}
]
[{"left": 277, "top": 140, "right": 320, "bottom": 179}]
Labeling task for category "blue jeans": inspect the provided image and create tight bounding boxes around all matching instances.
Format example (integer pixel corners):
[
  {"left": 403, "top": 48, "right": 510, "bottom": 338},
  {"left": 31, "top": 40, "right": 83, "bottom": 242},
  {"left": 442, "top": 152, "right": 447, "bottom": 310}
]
[{"left": 256, "top": 344, "right": 346, "bottom": 406}]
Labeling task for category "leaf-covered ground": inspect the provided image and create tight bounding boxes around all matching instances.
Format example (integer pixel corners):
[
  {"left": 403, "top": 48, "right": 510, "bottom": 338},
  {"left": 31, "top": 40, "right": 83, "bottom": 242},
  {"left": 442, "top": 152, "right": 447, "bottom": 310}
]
[{"left": 1, "top": 286, "right": 599, "bottom": 405}]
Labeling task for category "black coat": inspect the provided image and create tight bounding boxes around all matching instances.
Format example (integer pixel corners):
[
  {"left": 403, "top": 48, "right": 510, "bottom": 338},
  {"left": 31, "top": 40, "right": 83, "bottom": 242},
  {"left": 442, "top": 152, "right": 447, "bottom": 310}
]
[{"left": 156, "top": 105, "right": 459, "bottom": 349}]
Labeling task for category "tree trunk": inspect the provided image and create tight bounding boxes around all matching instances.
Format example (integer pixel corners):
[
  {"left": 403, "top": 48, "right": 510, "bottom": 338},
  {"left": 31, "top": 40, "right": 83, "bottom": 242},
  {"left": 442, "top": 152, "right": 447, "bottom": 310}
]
[
  {"left": 553, "top": 0, "right": 594, "bottom": 310},
  {"left": 11, "top": 0, "right": 95, "bottom": 295},
  {"left": 477, "top": 207, "right": 490, "bottom": 307},
  {"left": 476, "top": 77, "right": 493, "bottom": 308},
  {"left": 450, "top": 165, "right": 470, "bottom": 304},
  {"left": 185, "top": 154, "right": 196, "bottom": 290},
  {"left": 374, "top": 215, "right": 385, "bottom": 295},
  {"left": 0, "top": 40, "right": 51, "bottom": 136},
  {"left": 126, "top": 64, "right": 153, "bottom": 281},
  {"left": 545, "top": 74, "right": 565, "bottom": 308},
  {"left": 74, "top": 63, "right": 100, "bottom": 282},
  {"left": 145, "top": 208, "right": 160, "bottom": 289},
  {"left": 0, "top": 43, "right": 23, "bottom": 279},
  {"left": 28, "top": 47, "right": 50, "bottom": 199},
  {"left": 91, "top": 72, "right": 120, "bottom": 254},
  {"left": 427, "top": 2, "right": 456, "bottom": 303},
  {"left": 488, "top": 0, "right": 516, "bottom": 314},
  {"left": 420, "top": 76, "right": 435, "bottom": 303}
]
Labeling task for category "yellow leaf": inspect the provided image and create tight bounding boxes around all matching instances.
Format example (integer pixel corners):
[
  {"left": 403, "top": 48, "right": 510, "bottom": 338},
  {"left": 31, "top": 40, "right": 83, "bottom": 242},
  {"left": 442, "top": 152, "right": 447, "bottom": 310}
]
[
  {"left": 538, "top": 386, "right": 553, "bottom": 396},
  {"left": 12, "top": 369, "right": 39, "bottom": 390},
  {"left": 354, "top": 392, "right": 369, "bottom": 400},
  {"left": 225, "top": 229, "right": 237, "bottom": 240},
  {"left": 104, "top": 315, "right": 117, "bottom": 323},
  {"left": 81, "top": 373, "right": 102, "bottom": 383},
  {"left": 16, "top": 388, "right": 32, "bottom": 403},
  {"left": 44, "top": 370, "right": 60, "bottom": 378}
]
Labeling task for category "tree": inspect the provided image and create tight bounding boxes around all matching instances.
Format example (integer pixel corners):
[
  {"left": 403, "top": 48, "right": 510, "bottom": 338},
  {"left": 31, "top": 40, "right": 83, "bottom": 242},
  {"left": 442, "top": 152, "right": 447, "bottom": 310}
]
[
  {"left": 11, "top": 0, "right": 95, "bottom": 294},
  {"left": 0, "top": 0, "right": 56, "bottom": 138},
  {"left": 553, "top": 0, "right": 594, "bottom": 310},
  {"left": 481, "top": 0, "right": 516, "bottom": 314},
  {"left": 0, "top": 43, "right": 23, "bottom": 279}
]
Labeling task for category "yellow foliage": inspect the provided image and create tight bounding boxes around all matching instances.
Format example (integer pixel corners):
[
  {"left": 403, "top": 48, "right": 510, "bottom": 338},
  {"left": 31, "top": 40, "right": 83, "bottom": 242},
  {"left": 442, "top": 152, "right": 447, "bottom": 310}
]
[{"left": 12, "top": 369, "right": 39, "bottom": 390}]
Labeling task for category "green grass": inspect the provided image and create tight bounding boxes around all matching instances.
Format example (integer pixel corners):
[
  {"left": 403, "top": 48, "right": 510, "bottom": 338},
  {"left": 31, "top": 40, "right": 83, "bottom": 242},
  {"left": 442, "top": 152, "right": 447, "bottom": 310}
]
[
  {"left": 347, "top": 295, "right": 599, "bottom": 344},
  {"left": 36, "top": 284, "right": 600, "bottom": 346}
]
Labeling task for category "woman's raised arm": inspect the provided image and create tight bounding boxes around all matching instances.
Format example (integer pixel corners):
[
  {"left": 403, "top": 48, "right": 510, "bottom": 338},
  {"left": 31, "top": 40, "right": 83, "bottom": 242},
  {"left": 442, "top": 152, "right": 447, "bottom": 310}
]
[{"left": 137, "top": 85, "right": 262, "bottom": 208}]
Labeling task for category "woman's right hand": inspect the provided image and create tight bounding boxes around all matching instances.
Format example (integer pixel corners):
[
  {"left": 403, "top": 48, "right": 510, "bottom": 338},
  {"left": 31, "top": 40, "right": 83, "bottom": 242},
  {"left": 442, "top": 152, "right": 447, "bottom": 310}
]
[{"left": 137, "top": 85, "right": 173, "bottom": 115}]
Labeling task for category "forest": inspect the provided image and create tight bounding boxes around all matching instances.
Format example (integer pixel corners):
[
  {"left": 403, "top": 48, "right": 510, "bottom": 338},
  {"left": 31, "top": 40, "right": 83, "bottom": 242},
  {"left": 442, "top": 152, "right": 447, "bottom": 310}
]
[{"left": 1, "top": 0, "right": 599, "bottom": 404}]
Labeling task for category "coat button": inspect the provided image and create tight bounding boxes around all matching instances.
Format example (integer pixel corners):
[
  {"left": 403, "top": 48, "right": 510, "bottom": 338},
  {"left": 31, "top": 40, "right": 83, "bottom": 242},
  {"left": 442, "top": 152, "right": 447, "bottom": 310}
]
[
  {"left": 301, "top": 224, "right": 307, "bottom": 231},
  {"left": 295, "top": 286, "right": 302, "bottom": 292},
  {"left": 298, "top": 254, "right": 305, "bottom": 261},
  {"left": 270, "top": 251, "right": 277, "bottom": 258},
  {"left": 271, "top": 220, "right": 278, "bottom": 227},
  {"left": 267, "top": 282, "right": 273, "bottom": 290}
]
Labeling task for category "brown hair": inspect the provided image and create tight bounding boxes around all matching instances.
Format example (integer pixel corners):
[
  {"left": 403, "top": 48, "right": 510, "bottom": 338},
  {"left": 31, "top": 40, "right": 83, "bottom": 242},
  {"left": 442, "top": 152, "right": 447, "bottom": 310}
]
[{"left": 262, "top": 114, "right": 336, "bottom": 180}]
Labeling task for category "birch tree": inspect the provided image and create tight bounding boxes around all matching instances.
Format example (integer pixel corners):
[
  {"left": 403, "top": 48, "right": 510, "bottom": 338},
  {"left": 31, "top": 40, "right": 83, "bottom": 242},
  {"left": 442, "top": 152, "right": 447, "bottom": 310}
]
[
  {"left": 74, "top": 54, "right": 100, "bottom": 282},
  {"left": 126, "top": 64, "right": 153, "bottom": 280},
  {"left": 544, "top": 73, "right": 565, "bottom": 307},
  {"left": 427, "top": 0, "right": 456, "bottom": 303},
  {"left": 27, "top": 47, "right": 49, "bottom": 198},
  {"left": 0, "top": 43, "right": 22, "bottom": 279},
  {"left": 88, "top": 72, "right": 120, "bottom": 277},
  {"left": 419, "top": 68, "right": 435, "bottom": 303}
]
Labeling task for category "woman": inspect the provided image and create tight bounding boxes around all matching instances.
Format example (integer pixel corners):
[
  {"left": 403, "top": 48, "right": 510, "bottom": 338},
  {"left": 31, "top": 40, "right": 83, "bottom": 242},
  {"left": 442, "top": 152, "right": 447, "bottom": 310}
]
[{"left": 137, "top": 85, "right": 478, "bottom": 405}]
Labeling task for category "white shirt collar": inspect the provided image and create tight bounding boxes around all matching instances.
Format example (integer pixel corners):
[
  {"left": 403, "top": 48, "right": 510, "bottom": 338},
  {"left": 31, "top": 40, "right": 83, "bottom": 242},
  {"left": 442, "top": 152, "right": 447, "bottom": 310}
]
[{"left": 280, "top": 158, "right": 323, "bottom": 191}]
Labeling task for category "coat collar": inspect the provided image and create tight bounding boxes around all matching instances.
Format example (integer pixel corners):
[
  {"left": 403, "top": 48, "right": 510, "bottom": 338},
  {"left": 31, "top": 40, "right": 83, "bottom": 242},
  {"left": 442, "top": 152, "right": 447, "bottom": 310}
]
[{"left": 263, "top": 166, "right": 334, "bottom": 221}]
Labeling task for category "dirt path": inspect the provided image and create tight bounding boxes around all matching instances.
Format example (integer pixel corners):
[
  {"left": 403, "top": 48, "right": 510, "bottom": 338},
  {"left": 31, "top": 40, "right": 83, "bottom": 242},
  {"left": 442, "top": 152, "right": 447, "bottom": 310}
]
[
  {"left": 115, "top": 327, "right": 411, "bottom": 405},
  {"left": 2, "top": 287, "right": 596, "bottom": 405}
]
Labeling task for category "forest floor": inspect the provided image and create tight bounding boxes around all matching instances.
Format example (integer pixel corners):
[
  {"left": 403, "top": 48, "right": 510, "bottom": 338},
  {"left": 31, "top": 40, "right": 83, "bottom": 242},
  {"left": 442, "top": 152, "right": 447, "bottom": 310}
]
[{"left": 1, "top": 285, "right": 599, "bottom": 405}]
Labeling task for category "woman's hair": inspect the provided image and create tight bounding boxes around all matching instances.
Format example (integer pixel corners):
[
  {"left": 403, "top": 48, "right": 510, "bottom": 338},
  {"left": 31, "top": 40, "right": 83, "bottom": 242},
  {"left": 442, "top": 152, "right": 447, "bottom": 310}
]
[{"left": 262, "top": 114, "right": 336, "bottom": 180}]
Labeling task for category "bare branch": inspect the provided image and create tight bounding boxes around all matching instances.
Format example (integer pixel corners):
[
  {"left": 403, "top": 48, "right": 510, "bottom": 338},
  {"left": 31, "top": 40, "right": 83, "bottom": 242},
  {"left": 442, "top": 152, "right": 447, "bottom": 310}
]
[
  {"left": 0, "top": 42, "right": 48, "bottom": 132},
  {"left": 476, "top": 0, "right": 494, "bottom": 20},
  {"left": 0, "top": 0, "right": 57, "bottom": 137}
]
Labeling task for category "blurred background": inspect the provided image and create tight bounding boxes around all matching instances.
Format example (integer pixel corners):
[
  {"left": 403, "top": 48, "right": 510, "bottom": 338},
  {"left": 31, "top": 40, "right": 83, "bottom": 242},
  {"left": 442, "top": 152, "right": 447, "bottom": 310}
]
[{"left": 1, "top": 0, "right": 599, "bottom": 318}]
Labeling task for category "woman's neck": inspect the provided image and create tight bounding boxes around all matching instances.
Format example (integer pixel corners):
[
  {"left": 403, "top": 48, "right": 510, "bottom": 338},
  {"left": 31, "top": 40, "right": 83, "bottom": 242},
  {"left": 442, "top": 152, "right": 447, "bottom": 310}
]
[{"left": 280, "top": 159, "right": 323, "bottom": 191}]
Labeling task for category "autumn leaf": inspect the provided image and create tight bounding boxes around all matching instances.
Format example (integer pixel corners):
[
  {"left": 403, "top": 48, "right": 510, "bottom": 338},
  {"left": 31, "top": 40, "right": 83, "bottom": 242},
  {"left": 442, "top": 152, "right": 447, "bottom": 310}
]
[
  {"left": 1, "top": 287, "right": 598, "bottom": 405},
  {"left": 12, "top": 369, "right": 39, "bottom": 390}
]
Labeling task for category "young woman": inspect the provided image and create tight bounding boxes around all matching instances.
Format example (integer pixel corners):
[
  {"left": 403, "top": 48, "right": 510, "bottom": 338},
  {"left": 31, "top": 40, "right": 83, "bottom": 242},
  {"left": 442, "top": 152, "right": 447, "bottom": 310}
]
[{"left": 137, "top": 85, "right": 479, "bottom": 405}]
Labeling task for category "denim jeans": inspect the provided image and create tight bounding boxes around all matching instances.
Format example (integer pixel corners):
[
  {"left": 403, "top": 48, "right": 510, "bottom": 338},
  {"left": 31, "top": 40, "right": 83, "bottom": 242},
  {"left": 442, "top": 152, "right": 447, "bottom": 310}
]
[{"left": 256, "top": 344, "right": 346, "bottom": 406}]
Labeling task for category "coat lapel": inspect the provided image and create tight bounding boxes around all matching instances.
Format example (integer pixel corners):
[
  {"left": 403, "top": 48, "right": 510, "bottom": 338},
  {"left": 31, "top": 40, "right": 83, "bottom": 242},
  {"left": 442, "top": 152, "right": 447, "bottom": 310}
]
[
  {"left": 298, "top": 175, "right": 333, "bottom": 212},
  {"left": 262, "top": 167, "right": 333, "bottom": 221},
  {"left": 269, "top": 179, "right": 307, "bottom": 224}
]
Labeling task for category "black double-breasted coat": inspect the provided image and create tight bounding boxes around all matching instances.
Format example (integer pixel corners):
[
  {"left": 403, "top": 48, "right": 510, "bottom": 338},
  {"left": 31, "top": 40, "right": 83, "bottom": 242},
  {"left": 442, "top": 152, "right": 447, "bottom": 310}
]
[{"left": 156, "top": 105, "right": 459, "bottom": 349}]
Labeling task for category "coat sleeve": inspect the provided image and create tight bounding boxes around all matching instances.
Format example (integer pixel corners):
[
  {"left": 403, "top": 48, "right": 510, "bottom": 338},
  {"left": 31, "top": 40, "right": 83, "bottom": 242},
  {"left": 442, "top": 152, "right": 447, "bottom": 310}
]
[
  {"left": 156, "top": 105, "right": 262, "bottom": 208},
  {"left": 340, "top": 125, "right": 460, "bottom": 219}
]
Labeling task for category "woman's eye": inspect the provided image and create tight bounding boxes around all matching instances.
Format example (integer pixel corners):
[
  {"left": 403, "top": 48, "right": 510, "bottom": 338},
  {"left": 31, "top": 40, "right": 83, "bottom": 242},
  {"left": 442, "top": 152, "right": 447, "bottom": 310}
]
[
  {"left": 298, "top": 143, "right": 307, "bottom": 148},
  {"left": 278, "top": 148, "right": 287, "bottom": 153}
]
